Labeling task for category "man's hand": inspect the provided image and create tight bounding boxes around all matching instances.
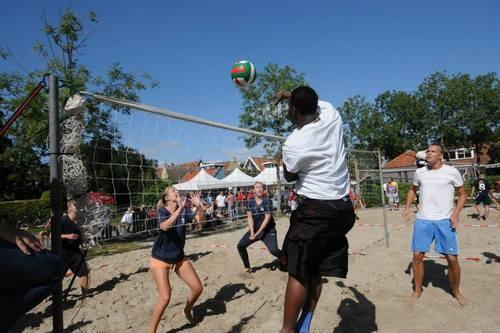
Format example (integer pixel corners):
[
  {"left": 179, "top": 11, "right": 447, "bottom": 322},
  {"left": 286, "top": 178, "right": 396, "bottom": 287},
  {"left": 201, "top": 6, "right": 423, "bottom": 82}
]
[
  {"left": 15, "top": 229, "right": 44, "bottom": 255},
  {"left": 272, "top": 90, "right": 291, "bottom": 106},
  {"left": 450, "top": 212, "right": 460, "bottom": 229},
  {"left": 402, "top": 207, "right": 412, "bottom": 223}
]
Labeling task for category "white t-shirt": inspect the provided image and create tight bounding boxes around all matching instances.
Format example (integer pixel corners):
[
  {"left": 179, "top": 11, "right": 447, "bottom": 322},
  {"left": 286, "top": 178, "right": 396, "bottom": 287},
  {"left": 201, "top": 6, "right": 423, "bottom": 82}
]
[
  {"left": 216, "top": 194, "right": 226, "bottom": 208},
  {"left": 283, "top": 100, "right": 349, "bottom": 200},
  {"left": 121, "top": 211, "right": 133, "bottom": 224},
  {"left": 413, "top": 164, "right": 464, "bottom": 220}
]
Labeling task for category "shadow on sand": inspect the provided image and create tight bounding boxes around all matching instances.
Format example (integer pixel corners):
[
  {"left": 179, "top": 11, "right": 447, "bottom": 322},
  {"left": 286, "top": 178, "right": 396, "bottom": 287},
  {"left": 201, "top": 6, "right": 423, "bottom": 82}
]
[
  {"left": 405, "top": 260, "right": 452, "bottom": 295},
  {"left": 332, "top": 281, "right": 377, "bottom": 333},
  {"left": 9, "top": 298, "right": 83, "bottom": 333},
  {"left": 166, "top": 283, "right": 259, "bottom": 333},
  {"left": 482, "top": 252, "right": 500, "bottom": 264}
]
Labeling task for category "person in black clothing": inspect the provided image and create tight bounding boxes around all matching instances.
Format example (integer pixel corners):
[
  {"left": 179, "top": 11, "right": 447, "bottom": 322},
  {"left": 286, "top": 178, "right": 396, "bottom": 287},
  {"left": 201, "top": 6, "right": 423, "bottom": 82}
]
[
  {"left": 471, "top": 173, "right": 492, "bottom": 220},
  {"left": 0, "top": 222, "right": 62, "bottom": 331},
  {"left": 237, "top": 181, "right": 283, "bottom": 273},
  {"left": 61, "top": 199, "right": 89, "bottom": 296}
]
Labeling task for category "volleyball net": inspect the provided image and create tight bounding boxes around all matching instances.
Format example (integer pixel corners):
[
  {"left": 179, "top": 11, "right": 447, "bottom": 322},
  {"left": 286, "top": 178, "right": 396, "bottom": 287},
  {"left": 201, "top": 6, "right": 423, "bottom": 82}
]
[{"left": 55, "top": 92, "right": 387, "bottom": 245}]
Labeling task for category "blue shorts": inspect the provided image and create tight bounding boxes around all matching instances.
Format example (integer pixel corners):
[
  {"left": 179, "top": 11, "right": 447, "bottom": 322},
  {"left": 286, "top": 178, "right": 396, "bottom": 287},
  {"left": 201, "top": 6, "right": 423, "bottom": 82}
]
[{"left": 411, "top": 218, "right": 458, "bottom": 255}]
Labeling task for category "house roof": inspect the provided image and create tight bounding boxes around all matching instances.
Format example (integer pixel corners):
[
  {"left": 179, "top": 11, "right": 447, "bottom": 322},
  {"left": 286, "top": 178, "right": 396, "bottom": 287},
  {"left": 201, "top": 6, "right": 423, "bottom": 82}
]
[
  {"left": 383, "top": 150, "right": 417, "bottom": 169},
  {"left": 176, "top": 160, "right": 202, "bottom": 169},
  {"left": 244, "top": 156, "right": 277, "bottom": 171},
  {"left": 155, "top": 160, "right": 202, "bottom": 182},
  {"left": 181, "top": 167, "right": 217, "bottom": 182},
  {"left": 223, "top": 160, "right": 241, "bottom": 172}
]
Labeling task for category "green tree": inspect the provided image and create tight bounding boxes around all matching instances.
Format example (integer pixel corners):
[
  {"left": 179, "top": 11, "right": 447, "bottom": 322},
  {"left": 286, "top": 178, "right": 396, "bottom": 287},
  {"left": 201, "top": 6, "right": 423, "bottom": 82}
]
[
  {"left": 339, "top": 91, "right": 430, "bottom": 158},
  {"left": 0, "top": 8, "right": 158, "bottom": 200},
  {"left": 413, "top": 71, "right": 500, "bottom": 158},
  {"left": 415, "top": 72, "right": 467, "bottom": 147},
  {"left": 373, "top": 90, "right": 431, "bottom": 157},
  {"left": 342, "top": 71, "right": 499, "bottom": 160},
  {"left": 462, "top": 73, "right": 499, "bottom": 149},
  {"left": 338, "top": 95, "right": 373, "bottom": 149}
]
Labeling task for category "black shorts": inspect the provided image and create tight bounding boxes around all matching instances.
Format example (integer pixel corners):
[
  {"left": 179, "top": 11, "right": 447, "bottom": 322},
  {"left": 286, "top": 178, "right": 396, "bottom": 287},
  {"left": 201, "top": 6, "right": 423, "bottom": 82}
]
[
  {"left": 63, "top": 251, "right": 89, "bottom": 277},
  {"left": 475, "top": 195, "right": 492, "bottom": 206},
  {"left": 282, "top": 196, "right": 355, "bottom": 285}
]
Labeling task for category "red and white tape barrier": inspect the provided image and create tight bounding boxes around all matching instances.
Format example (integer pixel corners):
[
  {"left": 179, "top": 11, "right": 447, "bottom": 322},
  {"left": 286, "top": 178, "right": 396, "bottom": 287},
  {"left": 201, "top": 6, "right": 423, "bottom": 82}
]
[{"left": 354, "top": 223, "right": 500, "bottom": 228}]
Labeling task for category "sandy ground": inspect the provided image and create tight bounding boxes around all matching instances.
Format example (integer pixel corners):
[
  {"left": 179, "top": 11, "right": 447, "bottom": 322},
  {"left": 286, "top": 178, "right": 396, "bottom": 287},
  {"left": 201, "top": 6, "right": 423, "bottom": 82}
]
[{"left": 12, "top": 206, "right": 500, "bottom": 333}]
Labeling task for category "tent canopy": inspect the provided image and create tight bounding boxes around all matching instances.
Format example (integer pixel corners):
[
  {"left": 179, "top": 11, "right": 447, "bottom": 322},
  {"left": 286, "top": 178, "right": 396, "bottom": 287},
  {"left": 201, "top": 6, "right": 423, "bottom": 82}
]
[
  {"left": 222, "top": 168, "right": 256, "bottom": 188},
  {"left": 173, "top": 169, "right": 226, "bottom": 191},
  {"left": 253, "top": 167, "right": 293, "bottom": 186}
]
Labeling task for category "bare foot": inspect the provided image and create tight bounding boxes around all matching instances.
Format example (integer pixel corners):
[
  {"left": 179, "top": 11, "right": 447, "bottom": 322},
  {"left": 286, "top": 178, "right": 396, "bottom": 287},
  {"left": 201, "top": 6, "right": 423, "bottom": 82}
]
[
  {"left": 183, "top": 306, "right": 194, "bottom": 323},
  {"left": 410, "top": 290, "right": 422, "bottom": 300},
  {"left": 453, "top": 292, "right": 466, "bottom": 305}
]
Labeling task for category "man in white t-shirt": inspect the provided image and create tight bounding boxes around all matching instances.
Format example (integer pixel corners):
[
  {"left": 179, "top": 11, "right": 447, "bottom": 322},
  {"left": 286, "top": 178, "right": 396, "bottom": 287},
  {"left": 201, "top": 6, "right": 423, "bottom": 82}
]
[
  {"left": 275, "top": 86, "right": 355, "bottom": 333},
  {"left": 215, "top": 191, "right": 227, "bottom": 217},
  {"left": 120, "top": 207, "right": 133, "bottom": 233},
  {"left": 403, "top": 143, "right": 467, "bottom": 305}
]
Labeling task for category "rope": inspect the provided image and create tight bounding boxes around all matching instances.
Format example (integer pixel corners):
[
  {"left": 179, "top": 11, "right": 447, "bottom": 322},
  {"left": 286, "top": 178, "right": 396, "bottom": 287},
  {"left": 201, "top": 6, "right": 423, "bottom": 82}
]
[{"left": 0, "top": 76, "right": 47, "bottom": 138}]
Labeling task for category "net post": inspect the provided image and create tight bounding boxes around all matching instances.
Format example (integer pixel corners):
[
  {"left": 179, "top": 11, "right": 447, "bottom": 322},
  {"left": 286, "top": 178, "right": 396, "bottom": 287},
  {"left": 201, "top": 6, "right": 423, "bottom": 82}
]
[
  {"left": 378, "top": 150, "right": 389, "bottom": 248},
  {"left": 49, "top": 74, "right": 64, "bottom": 333}
]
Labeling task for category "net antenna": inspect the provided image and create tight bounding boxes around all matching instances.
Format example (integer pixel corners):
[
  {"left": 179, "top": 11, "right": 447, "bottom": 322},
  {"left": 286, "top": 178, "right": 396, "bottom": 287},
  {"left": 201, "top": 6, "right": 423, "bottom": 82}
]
[{"left": 62, "top": 95, "right": 112, "bottom": 245}]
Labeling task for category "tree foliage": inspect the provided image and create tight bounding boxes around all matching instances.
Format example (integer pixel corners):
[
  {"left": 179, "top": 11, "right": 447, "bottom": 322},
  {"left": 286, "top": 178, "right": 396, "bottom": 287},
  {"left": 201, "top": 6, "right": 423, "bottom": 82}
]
[
  {"left": 339, "top": 71, "right": 499, "bottom": 159},
  {"left": 0, "top": 8, "right": 158, "bottom": 201}
]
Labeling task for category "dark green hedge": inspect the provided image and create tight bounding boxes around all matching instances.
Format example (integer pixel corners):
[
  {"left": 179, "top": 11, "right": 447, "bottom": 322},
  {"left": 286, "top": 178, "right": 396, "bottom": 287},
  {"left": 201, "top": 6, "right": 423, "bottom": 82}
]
[{"left": 0, "top": 197, "right": 50, "bottom": 227}]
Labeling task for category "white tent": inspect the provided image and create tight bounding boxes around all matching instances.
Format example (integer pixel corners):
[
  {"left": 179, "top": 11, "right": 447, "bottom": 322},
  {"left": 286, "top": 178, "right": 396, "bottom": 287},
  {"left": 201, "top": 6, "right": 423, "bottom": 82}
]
[
  {"left": 173, "top": 169, "right": 226, "bottom": 191},
  {"left": 222, "top": 168, "right": 256, "bottom": 188},
  {"left": 253, "top": 167, "right": 293, "bottom": 185}
]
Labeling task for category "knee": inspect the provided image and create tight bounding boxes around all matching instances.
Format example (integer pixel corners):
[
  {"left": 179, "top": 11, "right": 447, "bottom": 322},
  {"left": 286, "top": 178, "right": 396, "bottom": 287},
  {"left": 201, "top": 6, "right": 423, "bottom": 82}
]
[
  {"left": 412, "top": 253, "right": 425, "bottom": 264},
  {"left": 446, "top": 255, "right": 459, "bottom": 265},
  {"left": 192, "top": 283, "right": 203, "bottom": 297},
  {"left": 157, "top": 293, "right": 171, "bottom": 306}
]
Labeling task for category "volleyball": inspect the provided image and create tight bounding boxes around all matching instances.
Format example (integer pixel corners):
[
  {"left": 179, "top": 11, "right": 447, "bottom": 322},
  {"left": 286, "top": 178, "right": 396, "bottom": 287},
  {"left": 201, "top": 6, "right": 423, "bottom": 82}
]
[{"left": 231, "top": 60, "right": 257, "bottom": 88}]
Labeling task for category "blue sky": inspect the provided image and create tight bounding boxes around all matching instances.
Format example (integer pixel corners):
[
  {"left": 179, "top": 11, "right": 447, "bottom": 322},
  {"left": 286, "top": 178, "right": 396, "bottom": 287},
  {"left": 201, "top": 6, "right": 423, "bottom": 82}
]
[{"left": 1, "top": 0, "right": 499, "bottom": 163}]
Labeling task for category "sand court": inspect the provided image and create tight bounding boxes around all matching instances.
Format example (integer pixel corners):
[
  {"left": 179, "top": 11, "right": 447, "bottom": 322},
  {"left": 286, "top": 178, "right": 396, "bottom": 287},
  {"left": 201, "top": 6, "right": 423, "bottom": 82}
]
[{"left": 14, "top": 206, "right": 500, "bottom": 333}]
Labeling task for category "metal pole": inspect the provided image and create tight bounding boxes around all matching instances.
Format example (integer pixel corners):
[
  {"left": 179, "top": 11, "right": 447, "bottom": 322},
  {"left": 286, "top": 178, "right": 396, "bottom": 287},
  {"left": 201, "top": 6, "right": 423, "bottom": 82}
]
[
  {"left": 49, "top": 75, "right": 64, "bottom": 333},
  {"left": 378, "top": 150, "right": 389, "bottom": 248}
]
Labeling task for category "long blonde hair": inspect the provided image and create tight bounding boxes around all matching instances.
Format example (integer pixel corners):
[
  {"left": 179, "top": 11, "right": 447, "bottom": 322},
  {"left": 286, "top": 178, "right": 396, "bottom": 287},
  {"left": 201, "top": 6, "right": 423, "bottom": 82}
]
[{"left": 157, "top": 186, "right": 177, "bottom": 209}]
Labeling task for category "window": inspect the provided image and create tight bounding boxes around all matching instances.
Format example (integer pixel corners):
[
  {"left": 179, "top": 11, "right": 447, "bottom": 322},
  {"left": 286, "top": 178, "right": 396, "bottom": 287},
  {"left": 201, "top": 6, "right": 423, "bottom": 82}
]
[{"left": 449, "top": 148, "right": 474, "bottom": 160}]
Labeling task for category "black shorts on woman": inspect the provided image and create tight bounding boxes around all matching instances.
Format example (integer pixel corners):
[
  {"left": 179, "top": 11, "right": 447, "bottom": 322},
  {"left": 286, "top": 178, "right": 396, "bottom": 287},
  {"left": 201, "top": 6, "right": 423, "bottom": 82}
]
[{"left": 282, "top": 195, "right": 355, "bottom": 285}]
